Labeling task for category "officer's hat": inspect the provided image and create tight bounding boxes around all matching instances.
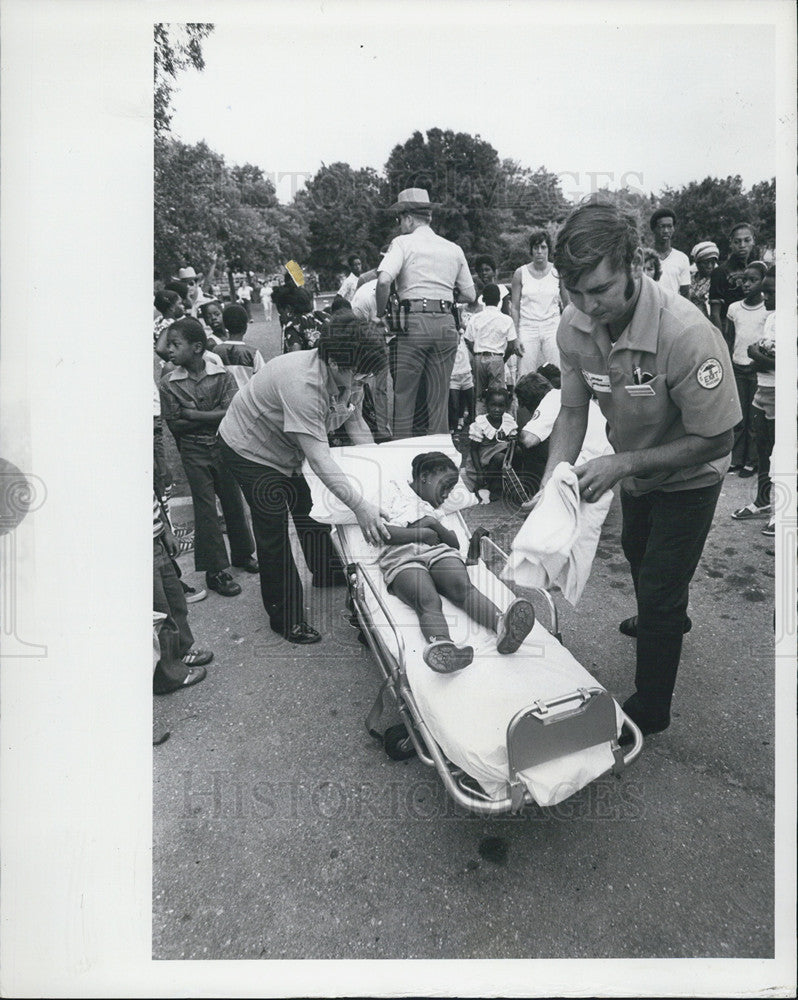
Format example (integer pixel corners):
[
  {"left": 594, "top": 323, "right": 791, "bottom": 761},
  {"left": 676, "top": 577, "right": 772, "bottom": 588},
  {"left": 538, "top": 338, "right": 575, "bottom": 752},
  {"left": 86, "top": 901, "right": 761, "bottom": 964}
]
[{"left": 386, "top": 188, "right": 441, "bottom": 214}]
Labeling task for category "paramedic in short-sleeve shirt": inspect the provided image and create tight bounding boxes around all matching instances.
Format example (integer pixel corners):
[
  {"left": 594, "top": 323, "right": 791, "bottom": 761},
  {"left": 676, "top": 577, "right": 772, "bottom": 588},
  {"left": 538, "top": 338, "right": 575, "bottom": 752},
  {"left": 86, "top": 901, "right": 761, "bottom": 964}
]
[
  {"left": 543, "top": 203, "right": 742, "bottom": 739},
  {"left": 557, "top": 274, "right": 741, "bottom": 495}
]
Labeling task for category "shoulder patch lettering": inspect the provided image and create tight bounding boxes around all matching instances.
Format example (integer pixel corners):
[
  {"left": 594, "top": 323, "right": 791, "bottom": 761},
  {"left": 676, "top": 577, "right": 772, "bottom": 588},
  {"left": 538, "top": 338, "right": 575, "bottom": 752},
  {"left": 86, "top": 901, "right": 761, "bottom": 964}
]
[{"left": 697, "top": 358, "right": 723, "bottom": 389}]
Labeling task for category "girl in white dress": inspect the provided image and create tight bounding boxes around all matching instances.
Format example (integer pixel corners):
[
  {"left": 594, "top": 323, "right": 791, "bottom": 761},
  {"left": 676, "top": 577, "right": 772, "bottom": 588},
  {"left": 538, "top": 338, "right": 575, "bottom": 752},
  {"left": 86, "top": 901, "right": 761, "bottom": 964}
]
[{"left": 377, "top": 452, "right": 535, "bottom": 673}]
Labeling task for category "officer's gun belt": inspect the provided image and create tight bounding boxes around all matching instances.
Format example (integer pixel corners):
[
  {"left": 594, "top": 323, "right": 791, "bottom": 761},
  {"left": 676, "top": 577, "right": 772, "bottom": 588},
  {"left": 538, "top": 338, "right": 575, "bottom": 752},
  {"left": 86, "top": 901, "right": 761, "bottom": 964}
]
[{"left": 400, "top": 298, "right": 453, "bottom": 313}]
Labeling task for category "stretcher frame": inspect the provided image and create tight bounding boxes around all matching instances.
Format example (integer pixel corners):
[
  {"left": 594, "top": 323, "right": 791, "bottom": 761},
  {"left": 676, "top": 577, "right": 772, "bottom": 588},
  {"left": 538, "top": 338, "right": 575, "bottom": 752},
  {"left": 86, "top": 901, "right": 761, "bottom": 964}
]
[{"left": 333, "top": 514, "right": 644, "bottom": 816}]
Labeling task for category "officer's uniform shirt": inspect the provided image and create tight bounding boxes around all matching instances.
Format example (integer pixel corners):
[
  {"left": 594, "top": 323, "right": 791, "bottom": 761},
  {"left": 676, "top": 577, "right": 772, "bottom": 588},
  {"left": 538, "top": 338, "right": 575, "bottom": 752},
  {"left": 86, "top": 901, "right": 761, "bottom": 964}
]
[
  {"left": 557, "top": 275, "right": 741, "bottom": 496},
  {"left": 378, "top": 224, "right": 475, "bottom": 302}
]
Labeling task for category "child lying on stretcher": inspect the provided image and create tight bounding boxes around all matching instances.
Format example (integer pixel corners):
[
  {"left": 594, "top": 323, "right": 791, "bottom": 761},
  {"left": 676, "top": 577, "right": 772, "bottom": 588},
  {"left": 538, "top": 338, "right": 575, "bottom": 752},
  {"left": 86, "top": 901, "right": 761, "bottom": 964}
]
[{"left": 376, "top": 451, "right": 535, "bottom": 674}]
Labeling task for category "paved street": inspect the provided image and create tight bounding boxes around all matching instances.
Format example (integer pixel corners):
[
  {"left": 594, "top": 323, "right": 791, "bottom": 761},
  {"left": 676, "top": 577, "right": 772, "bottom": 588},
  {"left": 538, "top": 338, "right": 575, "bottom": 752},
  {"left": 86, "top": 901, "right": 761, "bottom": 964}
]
[{"left": 154, "top": 304, "right": 776, "bottom": 960}]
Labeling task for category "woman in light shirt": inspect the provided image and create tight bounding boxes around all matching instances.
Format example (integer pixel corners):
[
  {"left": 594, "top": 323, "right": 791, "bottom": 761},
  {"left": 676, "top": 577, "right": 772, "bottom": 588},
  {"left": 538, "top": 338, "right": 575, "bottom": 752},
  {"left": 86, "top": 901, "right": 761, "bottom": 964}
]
[{"left": 510, "top": 229, "right": 565, "bottom": 378}]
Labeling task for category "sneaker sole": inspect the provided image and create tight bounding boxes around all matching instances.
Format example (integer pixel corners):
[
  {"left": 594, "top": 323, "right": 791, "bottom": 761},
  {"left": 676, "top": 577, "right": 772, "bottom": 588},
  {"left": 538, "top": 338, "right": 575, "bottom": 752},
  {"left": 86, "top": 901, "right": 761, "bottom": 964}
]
[
  {"left": 184, "top": 588, "right": 207, "bottom": 603},
  {"left": 497, "top": 599, "right": 536, "bottom": 654},
  {"left": 423, "top": 644, "right": 474, "bottom": 673}
]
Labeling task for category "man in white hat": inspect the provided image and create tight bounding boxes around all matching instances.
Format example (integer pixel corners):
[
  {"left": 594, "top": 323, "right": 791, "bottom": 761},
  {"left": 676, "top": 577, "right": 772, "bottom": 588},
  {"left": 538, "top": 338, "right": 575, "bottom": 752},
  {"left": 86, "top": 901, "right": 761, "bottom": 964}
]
[
  {"left": 375, "top": 188, "right": 476, "bottom": 439},
  {"left": 172, "top": 266, "right": 207, "bottom": 317}
]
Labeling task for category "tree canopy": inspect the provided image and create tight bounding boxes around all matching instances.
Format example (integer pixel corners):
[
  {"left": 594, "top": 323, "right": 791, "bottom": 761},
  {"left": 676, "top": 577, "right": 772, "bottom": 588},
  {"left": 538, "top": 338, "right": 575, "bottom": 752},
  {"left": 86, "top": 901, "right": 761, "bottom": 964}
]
[
  {"left": 154, "top": 23, "right": 214, "bottom": 136},
  {"left": 293, "top": 162, "right": 388, "bottom": 279},
  {"left": 154, "top": 139, "right": 308, "bottom": 281},
  {"left": 655, "top": 176, "right": 775, "bottom": 256}
]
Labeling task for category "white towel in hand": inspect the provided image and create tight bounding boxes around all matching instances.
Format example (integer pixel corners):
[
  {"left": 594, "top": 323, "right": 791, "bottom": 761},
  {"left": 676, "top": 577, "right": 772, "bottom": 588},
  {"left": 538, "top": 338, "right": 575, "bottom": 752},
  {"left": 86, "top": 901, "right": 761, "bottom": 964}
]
[{"left": 502, "top": 462, "right": 612, "bottom": 604}]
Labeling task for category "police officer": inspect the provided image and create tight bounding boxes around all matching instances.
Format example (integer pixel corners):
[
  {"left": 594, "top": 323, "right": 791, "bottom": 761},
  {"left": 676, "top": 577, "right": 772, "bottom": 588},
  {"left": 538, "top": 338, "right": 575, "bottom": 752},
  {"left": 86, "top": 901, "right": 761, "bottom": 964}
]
[
  {"left": 537, "top": 201, "right": 741, "bottom": 741},
  {"left": 376, "top": 188, "right": 476, "bottom": 439}
]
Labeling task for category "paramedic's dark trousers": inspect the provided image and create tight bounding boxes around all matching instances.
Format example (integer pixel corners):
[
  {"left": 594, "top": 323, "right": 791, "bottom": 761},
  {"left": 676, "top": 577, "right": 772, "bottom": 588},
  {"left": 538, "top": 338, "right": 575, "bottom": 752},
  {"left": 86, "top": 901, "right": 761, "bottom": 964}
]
[
  {"left": 620, "top": 482, "right": 722, "bottom": 720},
  {"left": 219, "top": 439, "right": 344, "bottom": 632}
]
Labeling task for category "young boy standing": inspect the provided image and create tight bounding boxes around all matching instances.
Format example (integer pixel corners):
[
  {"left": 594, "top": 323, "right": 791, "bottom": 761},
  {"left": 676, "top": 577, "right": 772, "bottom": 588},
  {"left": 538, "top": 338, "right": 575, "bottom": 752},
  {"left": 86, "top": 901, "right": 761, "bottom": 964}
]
[
  {"left": 726, "top": 261, "right": 768, "bottom": 476},
  {"left": 732, "top": 266, "right": 776, "bottom": 534},
  {"left": 212, "top": 304, "right": 266, "bottom": 389},
  {"left": 160, "top": 318, "right": 258, "bottom": 597},
  {"left": 463, "top": 283, "right": 520, "bottom": 411}
]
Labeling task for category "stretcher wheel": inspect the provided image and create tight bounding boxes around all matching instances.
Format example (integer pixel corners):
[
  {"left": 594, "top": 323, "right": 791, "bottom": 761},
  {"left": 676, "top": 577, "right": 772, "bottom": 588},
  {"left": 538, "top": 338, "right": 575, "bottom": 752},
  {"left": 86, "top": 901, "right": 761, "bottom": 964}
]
[{"left": 384, "top": 724, "right": 418, "bottom": 761}]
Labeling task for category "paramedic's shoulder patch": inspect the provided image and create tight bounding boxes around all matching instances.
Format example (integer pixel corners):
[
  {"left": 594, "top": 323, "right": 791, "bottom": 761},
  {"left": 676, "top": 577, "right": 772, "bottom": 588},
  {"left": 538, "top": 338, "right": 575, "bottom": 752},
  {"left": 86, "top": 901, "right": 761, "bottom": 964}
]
[{"left": 696, "top": 358, "right": 724, "bottom": 389}]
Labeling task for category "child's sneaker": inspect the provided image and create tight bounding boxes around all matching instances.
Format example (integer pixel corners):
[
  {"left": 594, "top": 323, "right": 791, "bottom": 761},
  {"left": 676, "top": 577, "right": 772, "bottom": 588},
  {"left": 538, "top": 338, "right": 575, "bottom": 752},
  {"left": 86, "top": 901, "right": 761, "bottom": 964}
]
[
  {"left": 181, "top": 581, "right": 207, "bottom": 604},
  {"left": 172, "top": 524, "right": 194, "bottom": 538},
  {"left": 423, "top": 638, "right": 474, "bottom": 673},
  {"left": 176, "top": 535, "right": 194, "bottom": 555},
  {"left": 496, "top": 598, "right": 536, "bottom": 654}
]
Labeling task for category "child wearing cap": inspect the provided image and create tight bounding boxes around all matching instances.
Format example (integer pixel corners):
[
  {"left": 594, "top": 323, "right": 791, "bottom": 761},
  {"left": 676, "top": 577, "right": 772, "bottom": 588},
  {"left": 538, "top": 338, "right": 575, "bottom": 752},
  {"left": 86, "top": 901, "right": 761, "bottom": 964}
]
[{"left": 689, "top": 242, "right": 720, "bottom": 317}]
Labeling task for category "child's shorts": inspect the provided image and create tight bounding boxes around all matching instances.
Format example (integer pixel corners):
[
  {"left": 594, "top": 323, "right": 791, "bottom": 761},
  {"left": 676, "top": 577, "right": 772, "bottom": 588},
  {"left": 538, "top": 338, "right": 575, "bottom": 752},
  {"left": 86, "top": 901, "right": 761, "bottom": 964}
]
[
  {"left": 449, "top": 370, "right": 474, "bottom": 391},
  {"left": 378, "top": 542, "right": 464, "bottom": 588}
]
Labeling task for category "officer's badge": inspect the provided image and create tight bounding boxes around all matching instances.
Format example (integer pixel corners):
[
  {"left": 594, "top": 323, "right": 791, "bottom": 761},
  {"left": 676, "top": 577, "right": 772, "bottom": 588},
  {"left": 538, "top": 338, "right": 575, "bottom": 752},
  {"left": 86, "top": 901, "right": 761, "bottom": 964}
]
[{"left": 697, "top": 358, "right": 723, "bottom": 389}]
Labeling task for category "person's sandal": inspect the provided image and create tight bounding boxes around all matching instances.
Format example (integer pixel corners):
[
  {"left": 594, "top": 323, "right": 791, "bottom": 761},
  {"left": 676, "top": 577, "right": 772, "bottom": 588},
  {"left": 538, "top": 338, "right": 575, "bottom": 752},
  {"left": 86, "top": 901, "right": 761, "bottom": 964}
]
[{"left": 731, "top": 503, "right": 770, "bottom": 520}]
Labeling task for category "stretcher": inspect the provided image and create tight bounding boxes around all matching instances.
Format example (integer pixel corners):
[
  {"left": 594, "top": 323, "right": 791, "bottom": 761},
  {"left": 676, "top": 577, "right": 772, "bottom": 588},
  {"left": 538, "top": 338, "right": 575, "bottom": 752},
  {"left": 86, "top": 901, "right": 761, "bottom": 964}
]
[{"left": 305, "top": 435, "right": 643, "bottom": 815}]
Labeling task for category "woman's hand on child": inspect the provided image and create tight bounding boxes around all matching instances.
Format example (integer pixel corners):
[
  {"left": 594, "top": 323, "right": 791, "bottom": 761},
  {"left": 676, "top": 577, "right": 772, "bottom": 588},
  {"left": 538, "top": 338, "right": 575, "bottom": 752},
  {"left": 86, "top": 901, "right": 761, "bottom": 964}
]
[{"left": 355, "top": 500, "right": 391, "bottom": 546}]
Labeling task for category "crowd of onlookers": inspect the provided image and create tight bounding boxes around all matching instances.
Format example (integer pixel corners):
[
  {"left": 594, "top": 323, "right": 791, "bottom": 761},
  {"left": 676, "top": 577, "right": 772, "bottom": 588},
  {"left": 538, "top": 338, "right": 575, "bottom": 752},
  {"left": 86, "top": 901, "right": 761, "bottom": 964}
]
[{"left": 151, "top": 206, "right": 777, "bottom": 699}]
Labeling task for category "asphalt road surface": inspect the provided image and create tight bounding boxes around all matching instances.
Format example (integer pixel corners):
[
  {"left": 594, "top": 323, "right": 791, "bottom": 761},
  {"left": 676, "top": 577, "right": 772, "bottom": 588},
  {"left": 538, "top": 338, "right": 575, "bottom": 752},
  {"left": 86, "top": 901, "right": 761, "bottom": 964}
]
[{"left": 154, "top": 303, "right": 776, "bottom": 960}]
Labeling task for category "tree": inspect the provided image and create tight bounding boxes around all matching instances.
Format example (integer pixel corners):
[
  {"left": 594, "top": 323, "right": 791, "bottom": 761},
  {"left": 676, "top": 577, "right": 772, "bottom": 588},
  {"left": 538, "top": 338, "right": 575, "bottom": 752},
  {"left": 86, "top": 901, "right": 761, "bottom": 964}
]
[
  {"left": 498, "top": 160, "right": 571, "bottom": 228},
  {"left": 154, "top": 23, "right": 214, "bottom": 136},
  {"left": 294, "top": 162, "right": 387, "bottom": 285},
  {"left": 589, "top": 186, "right": 659, "bottom": 245},
  {"left": 657, "top": 176, "right": 755, "bottom": 257},
  {"left": 154, "top": 138, "right": 310, "bottom": 282},
  {"left": 383, "top": 128, "right": 506, "bottom": 258},
  {"left": 746, "top": 178, "right": 776, "bottom": 250}
]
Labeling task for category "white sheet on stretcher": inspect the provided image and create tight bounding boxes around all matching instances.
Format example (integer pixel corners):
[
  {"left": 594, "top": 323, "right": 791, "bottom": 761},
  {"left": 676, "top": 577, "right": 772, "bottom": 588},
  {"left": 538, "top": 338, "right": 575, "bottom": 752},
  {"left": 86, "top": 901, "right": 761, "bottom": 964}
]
[{"left": 339, "top": 519, "right": 623, "bottom": 807}]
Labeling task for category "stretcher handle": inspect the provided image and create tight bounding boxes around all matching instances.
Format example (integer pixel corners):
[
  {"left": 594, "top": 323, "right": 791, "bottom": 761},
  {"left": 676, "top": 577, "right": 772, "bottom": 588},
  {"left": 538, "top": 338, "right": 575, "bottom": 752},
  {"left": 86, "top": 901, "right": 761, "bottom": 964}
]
[
  {"left": 478, "top": 534, "right": 560, "bottom": 640},
  {"left": 352, "top": 562, "right": 407, "bottom": 674},
  {"left": 618, "top": 711, "right": 644, "bottom": 767}
]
